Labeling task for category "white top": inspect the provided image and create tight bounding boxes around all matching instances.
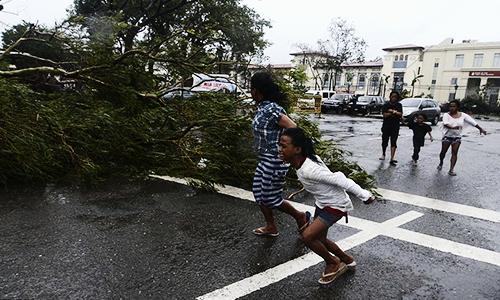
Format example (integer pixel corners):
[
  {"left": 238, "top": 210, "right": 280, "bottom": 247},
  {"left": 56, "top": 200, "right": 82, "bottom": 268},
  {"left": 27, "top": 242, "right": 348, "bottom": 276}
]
[
  {"left": 441, "top": 112, "right": 478, "bottom": 138},
  {"left": 296, "top": 156, "right": 372, "bottom": 212}
]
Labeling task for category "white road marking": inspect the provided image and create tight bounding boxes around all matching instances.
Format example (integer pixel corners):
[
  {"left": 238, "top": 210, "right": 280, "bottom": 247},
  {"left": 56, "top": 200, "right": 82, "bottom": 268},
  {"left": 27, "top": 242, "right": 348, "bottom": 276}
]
[
  {"left": 197, "top": 209, "right": 500, "bottom": 300},
  {"left": 377, "top": 188, "right": 500, "bottom": 223},
  {"left": 152, "top": 176, "right": 500, "bottom": 299},
  {"left": 197, "top": 212, "right": 424, "bottom": 300}
]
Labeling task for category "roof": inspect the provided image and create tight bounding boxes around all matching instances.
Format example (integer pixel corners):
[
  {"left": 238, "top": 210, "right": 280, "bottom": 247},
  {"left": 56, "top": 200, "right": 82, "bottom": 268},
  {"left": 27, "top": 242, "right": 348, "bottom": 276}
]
[
  {"left": 271, "top": 64, "right": 292, "bottom": 69},
  {"left": 382, "top": 44, "right": 424, "bottom": 51},
  {"left": 289, "top": 50, "right": 334, "bottom": 59},
  {"left": 341, "top": 61, "right": 383, "bottom": 67},
  {"left": 247, "top": 64, "right": 292, "bottom": 69}
]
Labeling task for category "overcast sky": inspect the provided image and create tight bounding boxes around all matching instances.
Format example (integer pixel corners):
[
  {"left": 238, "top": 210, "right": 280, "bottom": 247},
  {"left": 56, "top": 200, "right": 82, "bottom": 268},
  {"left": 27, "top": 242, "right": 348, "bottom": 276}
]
[{"left": 2, "top": 0, "right": 499, "bottom": 64}]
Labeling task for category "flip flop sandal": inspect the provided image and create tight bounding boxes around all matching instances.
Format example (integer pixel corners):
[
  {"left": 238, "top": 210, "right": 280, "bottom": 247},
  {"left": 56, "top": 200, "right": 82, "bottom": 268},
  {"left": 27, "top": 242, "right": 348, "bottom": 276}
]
[
  {"left": 437, "top": 165, "right": 443, "bottom": 170},
  {"left": 345, "top": 260, "right": 357, "bottom": 270},
  {"left": 298, "top": 211, "right": 312, "bottom": 233},
  {"left": 448, "top": 171, "right": 457, "bottom": 176},
  {"left": 252, "top": 227, "right": 279, "bottom": 237},
  {"left": 318, "top": 262, "right": 347, "bottom": 285}
]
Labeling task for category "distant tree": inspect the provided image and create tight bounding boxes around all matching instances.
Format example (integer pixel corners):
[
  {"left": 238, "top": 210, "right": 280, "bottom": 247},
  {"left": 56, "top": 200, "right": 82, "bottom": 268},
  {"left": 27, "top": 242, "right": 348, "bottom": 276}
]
[
  {"left": 317, "top": 17, "right": 367, "bottom": 89},
  {"left": 292, "top": 44, "right": 330, "bottom": 90}
]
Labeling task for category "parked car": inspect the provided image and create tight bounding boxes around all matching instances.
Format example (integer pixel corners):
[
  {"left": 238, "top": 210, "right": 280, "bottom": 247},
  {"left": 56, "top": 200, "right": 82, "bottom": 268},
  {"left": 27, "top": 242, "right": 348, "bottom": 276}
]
[
  {"left": 163, "top": 88, "right": 196, "bottom": 100},
  {"left": 400, "top": 98, "right": 441, "bottom": 125},
  {"left": 351, "top": 96, "right": 386, "bottom": 115},
  {"left": 321, "top": 93, "right": 352, "bottom": 114}
]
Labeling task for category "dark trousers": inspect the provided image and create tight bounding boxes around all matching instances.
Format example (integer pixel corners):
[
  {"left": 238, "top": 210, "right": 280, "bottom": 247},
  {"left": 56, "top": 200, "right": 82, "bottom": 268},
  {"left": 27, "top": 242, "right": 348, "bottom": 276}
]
[{"left": 412, "top": 137, "right": 424, "bottom": 161}]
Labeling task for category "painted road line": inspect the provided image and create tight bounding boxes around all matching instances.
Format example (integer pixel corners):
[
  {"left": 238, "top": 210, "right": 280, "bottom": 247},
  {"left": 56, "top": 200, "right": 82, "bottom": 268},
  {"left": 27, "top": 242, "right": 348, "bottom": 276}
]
[
  {"left": 155, "top": 176, "right": 500, "bottom": 298},
  {"left": 198, "top": 208, "right": 500, "bottom": 300},
  {"left": 388, "top": 226, "right": 500, "bottom": 267},
  {"left": 151, "top": 175, "right": 255, "bottom": 202},
  {"left": 197, "top": 211, "right": 424, "bottom": 300},
  {"left": 377, "top": 188, "right": 500, "bottom": 223},
  {"left": 153, "top": 175, "right": 500, "bottom": 223}
]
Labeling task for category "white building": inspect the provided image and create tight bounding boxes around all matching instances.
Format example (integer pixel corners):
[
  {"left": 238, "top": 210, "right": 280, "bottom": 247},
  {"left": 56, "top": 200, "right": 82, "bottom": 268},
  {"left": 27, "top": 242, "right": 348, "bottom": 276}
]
[
  {"left": 290, "top": 51, "right": 383, "bottom": 96},
  {"left": 418, "top": 38, "right": 500, "bottom": 104},
  {"left": 287, "top": 38, "right": 500, "bottom": 104}
]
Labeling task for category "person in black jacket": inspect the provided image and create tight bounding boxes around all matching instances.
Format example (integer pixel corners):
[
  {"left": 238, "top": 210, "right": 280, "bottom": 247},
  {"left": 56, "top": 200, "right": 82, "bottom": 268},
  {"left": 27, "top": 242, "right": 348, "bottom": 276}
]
[{"left": 380, "top": 91, "right": 403, "bottom": 165}]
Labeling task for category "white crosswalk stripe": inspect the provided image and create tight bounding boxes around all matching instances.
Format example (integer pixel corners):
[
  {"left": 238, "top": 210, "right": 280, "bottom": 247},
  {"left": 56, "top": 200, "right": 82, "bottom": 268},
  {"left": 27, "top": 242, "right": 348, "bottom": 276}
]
[{"left": 152, "top": 176, "right": 500, "bottom": 300}]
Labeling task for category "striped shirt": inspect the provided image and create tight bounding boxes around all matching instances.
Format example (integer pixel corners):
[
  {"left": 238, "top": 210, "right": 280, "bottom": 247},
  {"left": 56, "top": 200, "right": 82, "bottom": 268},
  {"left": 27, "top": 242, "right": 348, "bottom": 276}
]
[{"left": 252, "top": 100, "right": 286, "bottom": 155}]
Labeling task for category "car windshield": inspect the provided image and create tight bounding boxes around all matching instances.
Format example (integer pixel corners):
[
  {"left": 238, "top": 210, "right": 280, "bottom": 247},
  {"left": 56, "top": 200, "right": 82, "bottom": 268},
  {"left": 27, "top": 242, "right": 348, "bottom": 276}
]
[
  {"left": 334, "top": 94, "right": 347, "bottom": 100},
  {"left": 357, "top": 97, "right": 370, "bottom": 102},
  {"left": 400, "top": 99, "right": 421, "bottom": 107}
]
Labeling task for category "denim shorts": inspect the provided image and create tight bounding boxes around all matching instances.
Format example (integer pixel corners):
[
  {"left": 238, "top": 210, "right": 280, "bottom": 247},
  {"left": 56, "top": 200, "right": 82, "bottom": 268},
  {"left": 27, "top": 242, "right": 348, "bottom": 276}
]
[
  {"left": 314, "top": 206, "right": 344, "bottom": 228},
  {"left": 442, "top": 136, "right": 461, "bottom": 144}
]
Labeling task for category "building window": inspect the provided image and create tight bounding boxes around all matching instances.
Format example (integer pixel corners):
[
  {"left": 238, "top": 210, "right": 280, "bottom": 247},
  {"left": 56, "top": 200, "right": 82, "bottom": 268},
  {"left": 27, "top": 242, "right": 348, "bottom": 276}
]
[
  {"left": 431, "top": 79, "right": 436, "bottom": 85},
  {"left": 451, "top": 78, "right": 458, "bottom": 85},
  {"left": 322, "top": 73, "right": 329, "bottom": 89},
  {"left": 399, "top": 54, "right": 404, "bottom": 61},
  {"left": 405, "top": 55, "right": 408, "bottom": 61},
  {"left": 434, "top": 62, "right": 439, "bottom": 68},
  {"left": 358, "top": 73, "right": 366, "bottom": 89},
  {"left": 454, "top": 54, "right": 464, "bottom": 68},
  {"left": 473, "top": 54, "right": 483, "bottom": 67},
  {"left": 395, "top": 55, "right": 398, "bottom": 61},
  {"left": 493, "top": 53, "right": 500, "bottom": 67},
  {"left": 393, "top": 61, "right": 407, "bottom": 68}
]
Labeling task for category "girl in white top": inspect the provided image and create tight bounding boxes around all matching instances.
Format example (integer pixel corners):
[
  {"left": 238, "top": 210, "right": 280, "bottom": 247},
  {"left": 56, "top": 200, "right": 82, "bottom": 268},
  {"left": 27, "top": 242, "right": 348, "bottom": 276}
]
[
  {"left": 279, "top": 127, "right": 375, "bottom": 285},
  {"left": 438, "top": 100, "right": 487, "bottom": 176}
]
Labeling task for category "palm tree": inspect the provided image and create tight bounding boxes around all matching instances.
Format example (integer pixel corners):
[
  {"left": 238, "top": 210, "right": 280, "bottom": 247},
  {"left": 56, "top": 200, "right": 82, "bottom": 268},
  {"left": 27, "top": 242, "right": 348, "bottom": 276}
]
[
  {"left": 381, "top": 74, "right": 390, "bottom": 97},
  {"left": 411, "top": 71, "right": 424, "bottom": 97}
]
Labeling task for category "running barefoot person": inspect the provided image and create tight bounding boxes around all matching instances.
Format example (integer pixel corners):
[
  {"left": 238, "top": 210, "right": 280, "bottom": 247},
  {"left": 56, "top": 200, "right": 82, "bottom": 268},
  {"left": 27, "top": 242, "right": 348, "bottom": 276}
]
[
  {"left": 381, "top": 91, "right": 403, "bottom": 165},
  {"left": 279, "top": 128, "right": 375, "bottom": 284},
  {"left": 251, "top": 72, "right": 310, "bottom": 237},
  {"left": 438, "top": 100, "right": 487, "bottom": 176}
]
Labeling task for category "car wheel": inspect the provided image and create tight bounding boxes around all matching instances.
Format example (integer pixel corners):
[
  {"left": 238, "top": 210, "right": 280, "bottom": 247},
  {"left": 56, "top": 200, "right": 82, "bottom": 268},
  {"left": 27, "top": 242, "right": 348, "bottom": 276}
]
[
  {"left": 336, "top": 106, "right": 343, "bottom": 114},
  {"left": 432, "top": 115, "right": 439, "bottom": 125}
]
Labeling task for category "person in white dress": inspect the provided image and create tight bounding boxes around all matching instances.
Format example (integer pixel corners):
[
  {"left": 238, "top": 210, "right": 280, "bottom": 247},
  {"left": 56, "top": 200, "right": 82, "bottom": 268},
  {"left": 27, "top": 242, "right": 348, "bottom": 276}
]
[{"left": 438, "top": 100, "right": 487, "bottom": 176}]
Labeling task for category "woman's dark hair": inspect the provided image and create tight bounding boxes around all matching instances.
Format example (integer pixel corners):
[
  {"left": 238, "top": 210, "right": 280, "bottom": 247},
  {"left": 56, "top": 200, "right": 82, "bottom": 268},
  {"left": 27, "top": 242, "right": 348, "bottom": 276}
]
[
  {"left": 250, "top": 71, "right": 285, "bottom": 106},
  {"left": 389, "top": 90, "right": 401, "bottom": 100},
  {"left": 282, "top": 127, "right": 319, "bottom": 164},
  {"left": 449, "top": 99, "right": 460, "bottom": 108}
]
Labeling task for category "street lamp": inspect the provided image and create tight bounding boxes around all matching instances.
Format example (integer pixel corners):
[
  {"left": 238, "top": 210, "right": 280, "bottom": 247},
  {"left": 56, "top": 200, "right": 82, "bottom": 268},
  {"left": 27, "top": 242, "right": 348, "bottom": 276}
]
[{"left": 454, "top": 84, "right": 459, "bottom": 100}]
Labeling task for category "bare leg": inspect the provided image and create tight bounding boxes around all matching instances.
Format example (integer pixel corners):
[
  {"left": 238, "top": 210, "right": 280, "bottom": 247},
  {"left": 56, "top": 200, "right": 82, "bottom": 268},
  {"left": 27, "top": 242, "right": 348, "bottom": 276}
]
[
  {"left": 301, "top": 220, "right": 341, "bottom": 275},
  {"left": 439, "top": 141, "right": 451, "bottom": 166},
  {"left": 277, "top": 200, "right": 307, "bottom": 228},
  {"left": 320, "top": 235, "right": 355, "bottom": 264},
  {"left": 390, "top": 146, "right": 396, "bottom": 161},
  {"left": 449, "top": 142, "right": 461, "bottom": 172},
  {"left": 255, "top": 205, "right": 278, "bottom": 234}
]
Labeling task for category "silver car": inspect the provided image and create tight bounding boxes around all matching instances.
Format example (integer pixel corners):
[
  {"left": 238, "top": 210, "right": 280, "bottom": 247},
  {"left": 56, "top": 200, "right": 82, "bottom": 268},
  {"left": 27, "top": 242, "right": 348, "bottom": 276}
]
[{"left": 400, "top": 98, "right": 441, "bottom": 125}]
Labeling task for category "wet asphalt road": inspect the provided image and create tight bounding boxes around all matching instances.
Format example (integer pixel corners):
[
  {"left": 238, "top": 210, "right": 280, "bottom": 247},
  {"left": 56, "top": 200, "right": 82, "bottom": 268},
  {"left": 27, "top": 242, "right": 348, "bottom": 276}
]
[{"left": 1, "top": 113, "right": 499, "bottom": 300}]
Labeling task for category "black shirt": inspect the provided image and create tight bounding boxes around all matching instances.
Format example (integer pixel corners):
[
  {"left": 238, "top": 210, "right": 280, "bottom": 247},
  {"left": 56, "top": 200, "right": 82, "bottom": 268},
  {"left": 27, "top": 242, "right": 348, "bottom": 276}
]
[{"left": 382, "top": 102, "right": 403, "bottom": 128}]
